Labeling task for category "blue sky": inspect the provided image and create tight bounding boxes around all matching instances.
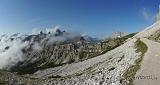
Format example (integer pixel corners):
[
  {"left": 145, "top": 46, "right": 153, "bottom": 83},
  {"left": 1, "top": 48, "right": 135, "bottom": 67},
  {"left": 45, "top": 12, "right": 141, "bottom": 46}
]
[{"left": 0, "top": 0, "right": 159, "bottom": 37}]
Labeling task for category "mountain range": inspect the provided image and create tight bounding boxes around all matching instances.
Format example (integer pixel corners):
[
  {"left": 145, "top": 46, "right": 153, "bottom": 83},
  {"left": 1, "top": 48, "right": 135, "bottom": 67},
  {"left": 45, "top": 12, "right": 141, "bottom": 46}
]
[{"left": 1, "top": 21, "right": 160, "bottom": 85}]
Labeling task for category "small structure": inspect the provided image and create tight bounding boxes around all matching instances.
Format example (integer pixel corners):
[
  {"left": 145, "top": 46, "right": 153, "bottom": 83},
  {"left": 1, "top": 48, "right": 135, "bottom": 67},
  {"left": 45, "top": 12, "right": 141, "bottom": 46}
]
[{"left": 112, "top": 31, "right": 128, "bottom": 38}]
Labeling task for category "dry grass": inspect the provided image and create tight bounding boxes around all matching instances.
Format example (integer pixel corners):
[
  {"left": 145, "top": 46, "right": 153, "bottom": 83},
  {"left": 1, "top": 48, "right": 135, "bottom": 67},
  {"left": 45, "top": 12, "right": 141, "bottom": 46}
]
[{"left": 123, "top": 38, "right": 148, "bottom": 85}]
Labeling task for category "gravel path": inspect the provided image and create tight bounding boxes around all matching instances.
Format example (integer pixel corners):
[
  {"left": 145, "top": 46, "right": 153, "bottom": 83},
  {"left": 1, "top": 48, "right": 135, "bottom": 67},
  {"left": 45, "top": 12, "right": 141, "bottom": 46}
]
[{"left": 134, "top": 38, "right": 160, "bottom": 85}]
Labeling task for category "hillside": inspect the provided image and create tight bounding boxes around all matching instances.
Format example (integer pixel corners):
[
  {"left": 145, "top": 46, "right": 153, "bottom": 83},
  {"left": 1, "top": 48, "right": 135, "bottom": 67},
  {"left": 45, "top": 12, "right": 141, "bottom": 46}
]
[
  {"left": 0, "top": 27, "right": 139, "bottom": 85},
  {"left": 0, "top": 29, "right": 135, "bottom": 75},
  {"left": 1, "top": 21, "right": 160, "bottom": 85}
]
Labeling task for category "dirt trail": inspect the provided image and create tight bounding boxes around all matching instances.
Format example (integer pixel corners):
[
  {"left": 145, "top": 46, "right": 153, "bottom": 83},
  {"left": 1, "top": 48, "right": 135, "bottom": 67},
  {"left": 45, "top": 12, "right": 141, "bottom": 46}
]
[{"left": 134, "top": 38, "right": 160, "bottom": 85}]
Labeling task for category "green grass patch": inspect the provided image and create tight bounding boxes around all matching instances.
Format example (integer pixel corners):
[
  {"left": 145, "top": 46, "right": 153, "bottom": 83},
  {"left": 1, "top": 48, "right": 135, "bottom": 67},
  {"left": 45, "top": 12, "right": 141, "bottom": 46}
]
[
  {"left": 0, "top": 80, "right": 7, "bottom": 85},
  {"left": 135, "top": 38, "right": 148, "bottom": 55},
  {"left": 123, "top": 38, "right": 148, "bottom": 85},
  {"left": 123, "top": 33, "right": 137, "bottom": 39}
]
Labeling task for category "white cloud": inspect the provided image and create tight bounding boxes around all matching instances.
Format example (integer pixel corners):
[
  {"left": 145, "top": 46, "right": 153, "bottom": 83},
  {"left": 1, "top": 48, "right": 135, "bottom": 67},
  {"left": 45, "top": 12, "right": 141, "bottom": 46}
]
[
  {"left": 32, "top": 43, "right": 42, "bottom": 51},
  {"left": 0, "top": 26, "right": 83, "bottom": 70},
  {"left": 32, "top": 28, "right": 41, "bottom": 35},
  {"left": 0, "top": 39, "right": 29, "bottom": 69},
  {"left": 141, "top": 8, "right": 149, "bottom": 20}
]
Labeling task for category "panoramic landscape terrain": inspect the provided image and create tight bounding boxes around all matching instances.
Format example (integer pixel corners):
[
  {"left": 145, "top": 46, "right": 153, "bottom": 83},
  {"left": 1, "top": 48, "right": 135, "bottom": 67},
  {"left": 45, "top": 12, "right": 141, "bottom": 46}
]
[{"left": 0, "top": 0, "right": 160, "bottom": 85}]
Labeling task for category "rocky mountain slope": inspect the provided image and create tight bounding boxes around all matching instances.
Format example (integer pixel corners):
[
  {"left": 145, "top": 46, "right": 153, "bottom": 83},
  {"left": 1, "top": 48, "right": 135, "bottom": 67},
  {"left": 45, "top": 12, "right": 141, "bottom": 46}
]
[
  {"left": 33, "top": 38, "right": 142, "bottom": 85},
  {"left": 134, "top": 21, "right": 160, "bottom": 38},
  {"left": 0, "top": 29, "right": 134, "bottom": 75},
  {"left": 3, "top": 21, "right": 160, "bottom": 85},
  {"left": 0, "top": 27, "right": 139, "bottom": 85}
]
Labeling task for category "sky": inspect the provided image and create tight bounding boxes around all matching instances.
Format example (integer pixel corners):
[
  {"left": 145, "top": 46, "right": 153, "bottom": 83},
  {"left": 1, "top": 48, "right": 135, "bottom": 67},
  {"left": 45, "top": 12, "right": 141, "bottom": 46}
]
[{"left": 0, "top": 0, "right": 159, "bottom": 38}]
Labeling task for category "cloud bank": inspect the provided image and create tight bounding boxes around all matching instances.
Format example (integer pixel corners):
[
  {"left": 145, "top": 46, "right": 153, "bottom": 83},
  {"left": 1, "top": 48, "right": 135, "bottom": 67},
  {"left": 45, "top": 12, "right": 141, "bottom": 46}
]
[
  {"left": 0, "top": 37, "right": 29, "bottom": 69},
  {"left": 0, "top": 25, "right": 83, "bottom": 70}
]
